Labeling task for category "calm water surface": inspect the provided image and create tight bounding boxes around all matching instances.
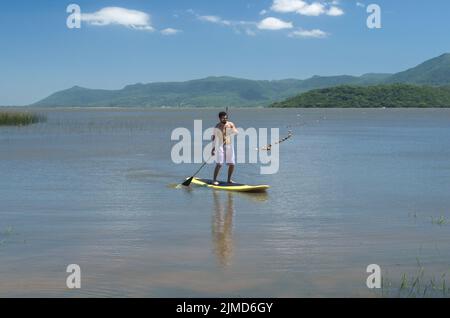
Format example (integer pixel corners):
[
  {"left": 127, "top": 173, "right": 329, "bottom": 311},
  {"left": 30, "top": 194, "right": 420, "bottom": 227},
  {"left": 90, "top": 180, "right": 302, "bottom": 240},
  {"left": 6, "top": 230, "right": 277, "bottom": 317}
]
[{"left": 1, "top": 108, "right": 450, "bottom": 297}]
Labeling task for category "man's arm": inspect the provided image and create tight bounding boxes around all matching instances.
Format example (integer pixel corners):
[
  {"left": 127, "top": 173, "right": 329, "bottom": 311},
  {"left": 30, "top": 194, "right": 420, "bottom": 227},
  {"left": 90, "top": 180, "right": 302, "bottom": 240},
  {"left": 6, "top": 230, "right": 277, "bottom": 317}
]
[
  {"left": 211, "top": 124, "right": 220, "bottom": 155},
  {"left": 229, "top": 122, "right": 238, "bottom": 135}
]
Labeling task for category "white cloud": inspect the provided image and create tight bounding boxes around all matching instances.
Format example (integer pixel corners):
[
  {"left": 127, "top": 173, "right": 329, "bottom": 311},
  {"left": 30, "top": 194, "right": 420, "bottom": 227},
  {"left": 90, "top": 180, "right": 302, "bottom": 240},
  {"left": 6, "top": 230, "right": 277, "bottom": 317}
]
[
  {"left": 270, "top": 0, "right": 343, "bottom": 16},
  {"left": 288, "top": 28, "right": 328, "bottom": 38},
  {"left": 327, "top": 6, "right": 344, "bottom": 16},
  {"left": 161, "top": 28, "right": 181, "bottom": 35},
  {"left": 81, "top": 7, "right": 154, "bottom": 31},
  {"left": 198, "top": 15, "right": 231, "bottom": 26},
  {"left": 297, "top": 2, "right": 325, "bottom": 16},
  {"left": 257, "top": 17, "right": 293, "bottom": 30},
  {"left": 193, "top": 10, "right": 335, "bottom": 37},
  {"left": 356, "top": 2, "right": 365, "bottom": 8},
  {"left": 198, "top": 15, "right": 221, "bottom": 23},
  {"left": 271, "top": 0, "right": 306, "bottom": 13},
  {"left": 193, "top": 11, "right": 257, "bottom": 35},
  {"left": 260, "top": 9, "right": 268, "bottom": 15}
]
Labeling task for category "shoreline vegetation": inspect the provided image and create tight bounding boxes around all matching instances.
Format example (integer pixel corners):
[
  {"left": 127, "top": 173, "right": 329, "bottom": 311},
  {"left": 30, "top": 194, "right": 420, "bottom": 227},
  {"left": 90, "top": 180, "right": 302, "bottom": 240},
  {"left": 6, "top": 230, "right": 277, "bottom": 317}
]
[
  {"left": 270, "top": 84, "right": 450, "bottom": 108},
  {"left": 0, "top": 111, "right": 46, "bottom": 126}
]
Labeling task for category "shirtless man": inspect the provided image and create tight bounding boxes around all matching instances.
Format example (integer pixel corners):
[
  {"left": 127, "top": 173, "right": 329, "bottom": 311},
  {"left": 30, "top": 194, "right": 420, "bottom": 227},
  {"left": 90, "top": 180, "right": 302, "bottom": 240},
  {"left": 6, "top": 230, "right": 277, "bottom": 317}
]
[{"left": 211, "top": 111, "right": 238, "bottom": 185}]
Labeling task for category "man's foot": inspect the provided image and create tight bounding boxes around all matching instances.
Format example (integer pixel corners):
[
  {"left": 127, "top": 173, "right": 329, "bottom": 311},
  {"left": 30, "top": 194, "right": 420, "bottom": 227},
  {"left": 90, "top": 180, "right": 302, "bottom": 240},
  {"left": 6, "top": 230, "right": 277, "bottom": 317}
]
[
  {"left": 227, "top": 180, "right": 236, "bottom": 184},
  {"left": 212, "top": 180, "right": 220, "bottom": 185}
]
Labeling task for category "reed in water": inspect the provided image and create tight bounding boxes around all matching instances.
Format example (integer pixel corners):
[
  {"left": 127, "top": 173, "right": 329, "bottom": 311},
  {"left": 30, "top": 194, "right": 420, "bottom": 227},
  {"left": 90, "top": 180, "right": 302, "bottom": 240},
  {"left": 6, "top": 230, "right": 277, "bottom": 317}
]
[{"left": 0, "top": 111, "right": 46, "bottom": 126}]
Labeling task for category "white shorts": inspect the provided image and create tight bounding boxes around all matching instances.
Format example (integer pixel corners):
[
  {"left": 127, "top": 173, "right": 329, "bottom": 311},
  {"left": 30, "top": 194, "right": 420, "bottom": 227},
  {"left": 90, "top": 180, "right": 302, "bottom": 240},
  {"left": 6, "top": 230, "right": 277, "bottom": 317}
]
[{"left": 216, "top": 144, "right": 235, "bottom": 165}]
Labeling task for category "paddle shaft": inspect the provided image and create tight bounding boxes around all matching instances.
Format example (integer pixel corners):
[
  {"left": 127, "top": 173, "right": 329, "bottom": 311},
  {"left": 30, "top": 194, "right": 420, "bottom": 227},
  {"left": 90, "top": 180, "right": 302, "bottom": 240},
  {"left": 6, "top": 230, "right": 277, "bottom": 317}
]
[
  {"left": 189, "top": 159, "right": 209, "bottom": 180},
  {"left": 186, "top": 135, "right": 229, "bottom": 179}
]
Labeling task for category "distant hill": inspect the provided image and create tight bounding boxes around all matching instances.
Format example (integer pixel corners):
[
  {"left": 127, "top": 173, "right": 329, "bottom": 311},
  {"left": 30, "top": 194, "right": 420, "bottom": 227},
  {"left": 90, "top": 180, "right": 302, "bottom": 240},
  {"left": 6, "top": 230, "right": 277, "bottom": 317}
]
[
  {"left": 32, "top": 53, "right": 450, "bottom": 107},
  {"left": 271, "top": 84, "right": 450, "bottom": 108},
  {"left": 33, "top": 77, "right": 298, "bottom": 107},
  {"left": 386, "top": 53, "right": 450, "bottom": 86},
  {"left": 32, "top": 75, "right": 388, "bottom": 108}
]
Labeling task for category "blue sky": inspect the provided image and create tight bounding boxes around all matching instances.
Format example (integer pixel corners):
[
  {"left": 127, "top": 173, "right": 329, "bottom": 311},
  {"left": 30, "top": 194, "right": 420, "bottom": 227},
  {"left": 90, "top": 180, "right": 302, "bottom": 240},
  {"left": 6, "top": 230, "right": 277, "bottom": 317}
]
[{"left": 1, "top": 0, "right": 450, "bottom": 105}]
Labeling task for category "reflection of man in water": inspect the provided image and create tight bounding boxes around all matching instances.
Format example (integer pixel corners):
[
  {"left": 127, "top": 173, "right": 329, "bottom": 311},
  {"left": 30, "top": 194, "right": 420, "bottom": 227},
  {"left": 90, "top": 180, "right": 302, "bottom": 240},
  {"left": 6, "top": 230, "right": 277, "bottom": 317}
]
[{"left": 212, "top": 191, "right": 234, "bottom": 268}]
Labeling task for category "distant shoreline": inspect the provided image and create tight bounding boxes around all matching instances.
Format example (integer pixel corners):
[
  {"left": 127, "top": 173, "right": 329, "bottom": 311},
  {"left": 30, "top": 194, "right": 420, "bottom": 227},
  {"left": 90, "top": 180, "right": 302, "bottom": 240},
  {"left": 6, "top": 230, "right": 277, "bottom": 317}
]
[{"left": 3, "top": 106, "right": 450, "bottom": 111}]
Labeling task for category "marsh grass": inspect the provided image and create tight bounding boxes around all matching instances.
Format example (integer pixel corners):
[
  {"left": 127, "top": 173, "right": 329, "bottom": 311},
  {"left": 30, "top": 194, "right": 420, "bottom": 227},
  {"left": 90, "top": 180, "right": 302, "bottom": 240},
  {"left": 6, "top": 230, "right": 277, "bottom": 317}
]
[
  {"left": 2, "top": 226, "right": 14, "bottom": 236},
  {"left": 431, "top": 215, "right": 448, "bottom": 226},
  {"left": 408, "top": 211, "right": 448, "bottom": 226},
  {"left": 381, "top": 267, "right": 449, "bottom": 298},
  {"left": 0, "top": 227, "right": 13, "bottom": 248},
  {"left": 0, "top": 111, "right": 46, "bottom": 126},
  {"left": 0, "top": 227, "right": 26, "bottom": 248}
]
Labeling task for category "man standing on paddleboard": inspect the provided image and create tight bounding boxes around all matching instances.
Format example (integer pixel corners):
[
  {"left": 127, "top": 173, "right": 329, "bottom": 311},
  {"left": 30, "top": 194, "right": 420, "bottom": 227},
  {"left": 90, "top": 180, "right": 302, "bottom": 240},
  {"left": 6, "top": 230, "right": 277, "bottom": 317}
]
[{"left": 211, "top": 111, "right": 238, "bottom": 185}]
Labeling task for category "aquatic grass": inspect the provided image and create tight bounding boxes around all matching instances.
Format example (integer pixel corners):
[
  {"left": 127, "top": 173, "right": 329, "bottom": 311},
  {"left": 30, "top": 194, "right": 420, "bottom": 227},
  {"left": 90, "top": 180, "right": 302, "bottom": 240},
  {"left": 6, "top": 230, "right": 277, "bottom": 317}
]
[
  {"left": 409, "top": 211, "right": 448, "bottom": 226},
  {"left": 0, "top": 111, "right": 46, "bottom": 126},
  {"left": 396, "top": 273, "right": 408, "bottom": 298},
  {"left": 382, "top": 268, "right": 450, "bottom": 298},
  {"left": 407, "top": 267, "right": 425, "bottom": 297},
  {"left": 0, "top": 227, "right": 15, "bottom": 248},
  {"left": 0, "top": 227, "right": 27, "bottom": 248},
  {"left": 431, "top": 215, "right": 448, "bottom": 226},
  {"left": 443, "top": 275, "right": 447, "bottom": 297},
  {"left": 1, "top": 226, "right": 14, "bottom": 236}
]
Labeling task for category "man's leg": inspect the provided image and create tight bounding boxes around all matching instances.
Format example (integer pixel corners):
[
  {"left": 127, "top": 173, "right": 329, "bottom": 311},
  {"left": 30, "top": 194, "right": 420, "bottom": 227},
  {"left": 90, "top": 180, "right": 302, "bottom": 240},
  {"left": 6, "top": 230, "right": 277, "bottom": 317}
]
[
  {"left": 225, "top": 144, "right": 235, "bottom": 183},
  {"left": 213, "top": 164, "right": 222, "bottom": 183},
  {"left": 227, "top": 164, "right": 235, "bottom": 183}
]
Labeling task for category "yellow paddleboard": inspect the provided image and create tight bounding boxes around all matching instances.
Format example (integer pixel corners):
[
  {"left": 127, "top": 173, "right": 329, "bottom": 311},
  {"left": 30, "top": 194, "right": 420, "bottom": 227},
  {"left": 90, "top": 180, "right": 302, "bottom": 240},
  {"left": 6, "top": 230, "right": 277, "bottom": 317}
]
[{"left": 189, "top": 178, "right": 269, "bottom": 193}]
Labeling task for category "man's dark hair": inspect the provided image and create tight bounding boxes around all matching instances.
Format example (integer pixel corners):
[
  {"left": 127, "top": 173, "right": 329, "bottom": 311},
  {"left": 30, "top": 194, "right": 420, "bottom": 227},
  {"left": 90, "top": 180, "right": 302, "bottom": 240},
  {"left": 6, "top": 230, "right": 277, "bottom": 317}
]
[{"left": 218, "top": 111, "right": 228, "bottom": 118}]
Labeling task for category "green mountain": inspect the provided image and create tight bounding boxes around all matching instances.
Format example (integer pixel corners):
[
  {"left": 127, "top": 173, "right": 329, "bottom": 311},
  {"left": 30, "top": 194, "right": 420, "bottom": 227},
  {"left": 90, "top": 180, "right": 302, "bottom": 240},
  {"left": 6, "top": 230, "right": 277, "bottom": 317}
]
[
  {"left": 386, "top": 53, "right": 450, "bottom": 85},
  {"left": 32, "top": 75, "right": 389, "bottom": 108},
  {"left": 32, "top": 53, "right": 450, "bottom": 107},
  {"left": 271, "top": 84, "right": 450, "bottom": 108},
  {"left": 33, "top": 77, "right": 299, "bottom": 107}
]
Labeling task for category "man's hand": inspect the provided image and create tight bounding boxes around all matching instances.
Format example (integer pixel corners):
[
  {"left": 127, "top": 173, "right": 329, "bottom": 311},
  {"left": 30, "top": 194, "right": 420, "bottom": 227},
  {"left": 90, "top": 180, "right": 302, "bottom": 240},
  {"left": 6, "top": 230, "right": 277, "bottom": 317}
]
[
  {"left": 211, "top": 147, "right": 215, "bottom": 156},
  {"left": 226, "top": 122, "right": 238, "bottom": 136}
]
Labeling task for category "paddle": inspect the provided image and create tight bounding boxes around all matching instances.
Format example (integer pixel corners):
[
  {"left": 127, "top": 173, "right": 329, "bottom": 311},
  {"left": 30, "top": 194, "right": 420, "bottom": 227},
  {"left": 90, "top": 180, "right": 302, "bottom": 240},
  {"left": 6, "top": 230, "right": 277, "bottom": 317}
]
[
  {"left": 182, "top": 107, "right": 230, "bottom": 187},
  {"left": 182, "top": 161, "right": 209, "bottom": 186}
]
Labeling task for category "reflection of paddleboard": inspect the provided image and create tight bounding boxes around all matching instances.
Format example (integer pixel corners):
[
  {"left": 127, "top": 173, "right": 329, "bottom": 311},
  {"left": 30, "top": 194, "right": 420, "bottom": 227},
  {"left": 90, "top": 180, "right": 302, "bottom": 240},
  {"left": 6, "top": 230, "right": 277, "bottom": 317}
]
[{"left": 190, "top": 178, "right": 269, "bottom": 193}]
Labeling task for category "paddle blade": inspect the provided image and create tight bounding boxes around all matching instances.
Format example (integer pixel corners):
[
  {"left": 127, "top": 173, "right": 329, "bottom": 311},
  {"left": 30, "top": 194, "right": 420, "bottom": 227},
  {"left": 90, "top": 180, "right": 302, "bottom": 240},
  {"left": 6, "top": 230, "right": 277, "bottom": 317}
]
[{"left": 182, "top": 176, "right": 194, "bottom": 187}]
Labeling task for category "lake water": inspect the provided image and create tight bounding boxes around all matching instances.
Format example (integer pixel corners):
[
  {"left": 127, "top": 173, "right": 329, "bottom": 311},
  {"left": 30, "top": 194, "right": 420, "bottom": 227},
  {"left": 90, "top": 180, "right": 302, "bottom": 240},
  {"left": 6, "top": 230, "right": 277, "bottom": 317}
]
[{"left": 1, "top": 108, "right": 450, "bottom": 297}]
